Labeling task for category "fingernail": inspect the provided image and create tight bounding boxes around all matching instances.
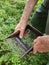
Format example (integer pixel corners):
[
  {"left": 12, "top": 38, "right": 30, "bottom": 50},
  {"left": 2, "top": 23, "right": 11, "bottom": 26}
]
[
  {"left": 20, "top": 36, "right": 22, "bottom": 38},
  {"left": 33, "top": 51, "right": 37, "bottom": 54}
]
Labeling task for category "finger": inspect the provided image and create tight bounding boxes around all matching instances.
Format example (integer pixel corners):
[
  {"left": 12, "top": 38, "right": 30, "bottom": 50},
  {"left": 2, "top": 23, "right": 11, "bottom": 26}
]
[
  {"left": 19, "top": 30, "right": 24, "bottom": 38},
  {"left": 12, "top": 30, "right": 20, "bottom": 36},
  {"left": 33, "top": 44, "right": 38, "bottom": 54},
  {"left": 34, "top": 36, "right": 41, "bottom": 44},
  {"left": 7, "top": 30, "right": 20, "bottom": 38},
  {"left": 14, "top": 29, "right": 20, "bottom": 35},
  {"left": 6, "top": 33, "right": 15, "bottom": 38},
  {"left": 34, "top": 39, "right": 37, "bottom": 43},
  {"left": 33, "top": 41, "right": 40, "bottom": 54}
]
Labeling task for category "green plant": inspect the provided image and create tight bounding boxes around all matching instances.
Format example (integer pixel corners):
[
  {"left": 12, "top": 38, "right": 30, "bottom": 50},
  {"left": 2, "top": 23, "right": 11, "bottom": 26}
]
[{"left": 0, "top": 0, "right": 49, "bottom": 65}]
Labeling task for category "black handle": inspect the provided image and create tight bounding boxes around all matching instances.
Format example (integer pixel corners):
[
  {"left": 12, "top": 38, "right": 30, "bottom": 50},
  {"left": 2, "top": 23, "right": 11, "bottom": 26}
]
[{"left": 26, "top": 24, "right": 43, "bottom": 36}]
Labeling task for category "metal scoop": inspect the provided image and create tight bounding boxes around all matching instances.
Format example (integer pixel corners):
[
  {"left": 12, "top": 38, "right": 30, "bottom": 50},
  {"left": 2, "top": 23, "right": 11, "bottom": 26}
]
[{"left": 6, "top": 24, "right": 43, "bottom": 58}]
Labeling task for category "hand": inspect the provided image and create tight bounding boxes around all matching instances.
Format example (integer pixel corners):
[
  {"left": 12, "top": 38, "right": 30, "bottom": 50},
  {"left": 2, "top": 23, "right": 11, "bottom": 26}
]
[
  {"left": 14, "top": 20, "right": 27, "bottom": 38},
  {"left": 33, "top": 35, "right": 49, "bottom": 54}
]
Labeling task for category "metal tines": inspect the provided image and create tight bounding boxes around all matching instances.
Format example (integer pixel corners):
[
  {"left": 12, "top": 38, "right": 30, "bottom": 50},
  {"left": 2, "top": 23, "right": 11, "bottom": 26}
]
[{"left": 6, "top": 24, "right": 43, "bottom": 58}]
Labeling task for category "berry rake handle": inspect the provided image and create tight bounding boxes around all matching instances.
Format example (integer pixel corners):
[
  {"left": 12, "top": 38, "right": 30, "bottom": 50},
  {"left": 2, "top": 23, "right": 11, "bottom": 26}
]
[{"left": 26, "top": 24, "right": 43, "bottom": 36}]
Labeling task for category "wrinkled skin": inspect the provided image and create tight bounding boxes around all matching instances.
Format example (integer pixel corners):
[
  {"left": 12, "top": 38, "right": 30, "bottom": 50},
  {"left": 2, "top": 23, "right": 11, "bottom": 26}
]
[
  {"left": 33, "top": 35, "right": 49, "bottom": 54},
  {"left": 14, "top": 21, "right": 27, "bottom": 38},
  {"left": 13, "top": 22, "right": 49, "bottom": 54}
]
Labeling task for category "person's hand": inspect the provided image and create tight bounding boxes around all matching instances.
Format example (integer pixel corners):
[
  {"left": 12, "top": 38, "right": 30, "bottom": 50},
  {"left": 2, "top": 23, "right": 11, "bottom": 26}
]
[
  {"left": 14, "top": 20, "right": 27, "bottom": 38},
  {"left": 33, "top": 35, "right": 49, "bottom": 54}
]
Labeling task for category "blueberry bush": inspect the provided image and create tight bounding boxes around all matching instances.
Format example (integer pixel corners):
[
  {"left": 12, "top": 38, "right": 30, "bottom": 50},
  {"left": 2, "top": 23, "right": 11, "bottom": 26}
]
[{"left": 0, "top": 0, "right": 49, "bottom": 65}]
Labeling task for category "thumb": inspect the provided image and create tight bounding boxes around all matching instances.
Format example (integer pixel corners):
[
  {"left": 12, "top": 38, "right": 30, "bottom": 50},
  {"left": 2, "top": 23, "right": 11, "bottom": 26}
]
[
  {"left": 33, "top": 41, "right": 40, "bottom": 54},
  {"left": 19, "top": 30, "right": 24, "bottom": 38},
  {"left": 33, "top": 43, "right": 38, "bottom": 54},
  {"left": 33, "top": 46, "right": 37, "bottom": 54}
]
